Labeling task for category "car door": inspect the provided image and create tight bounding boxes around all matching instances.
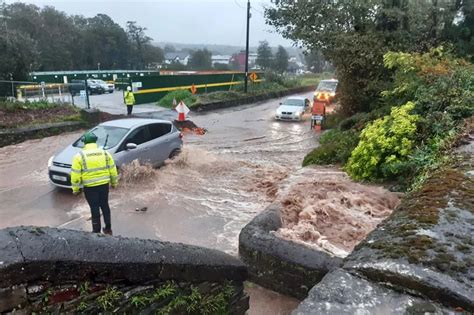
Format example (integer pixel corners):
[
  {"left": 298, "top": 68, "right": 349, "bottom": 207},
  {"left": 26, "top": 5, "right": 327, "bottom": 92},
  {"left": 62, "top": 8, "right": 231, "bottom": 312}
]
[
  {"left": 113, "top": 126, "right": 151, "bottom": 166},
  {"left": 145, "top": 122, "right": 174, "bottom": 166}
]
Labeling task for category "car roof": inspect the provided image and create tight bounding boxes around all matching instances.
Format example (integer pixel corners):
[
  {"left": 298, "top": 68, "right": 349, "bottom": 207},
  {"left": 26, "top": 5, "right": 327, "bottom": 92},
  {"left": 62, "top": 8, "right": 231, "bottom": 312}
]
[
  {"left": 100, "top": 118, "right": 171, "bottom": 129},
  {"left": 286, "top": 96, "right": 306, "bottom": 100}
]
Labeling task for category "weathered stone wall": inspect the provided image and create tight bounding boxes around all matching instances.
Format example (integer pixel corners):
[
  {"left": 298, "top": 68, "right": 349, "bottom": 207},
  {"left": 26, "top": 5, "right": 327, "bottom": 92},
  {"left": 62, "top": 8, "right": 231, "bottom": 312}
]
[
  {"left": 294, "top": 139, "right": 474, "bottom": 314},
  {"left": 238, "top": 204, "right": 342, "bottom": 300},
  {"left": 0, "top": 227, "right": 249, "bottom": 314}
]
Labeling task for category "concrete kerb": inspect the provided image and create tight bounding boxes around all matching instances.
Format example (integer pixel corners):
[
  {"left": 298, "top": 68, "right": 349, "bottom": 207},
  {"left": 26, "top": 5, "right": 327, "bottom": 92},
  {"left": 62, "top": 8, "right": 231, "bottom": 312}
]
[{"left": 238, "top": 204, "right": 342, "bottom": 300}]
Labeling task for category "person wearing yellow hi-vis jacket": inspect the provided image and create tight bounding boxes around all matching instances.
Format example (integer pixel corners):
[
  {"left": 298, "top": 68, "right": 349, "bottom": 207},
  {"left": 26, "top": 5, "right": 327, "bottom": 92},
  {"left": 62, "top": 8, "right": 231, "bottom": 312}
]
[
  {"left": 124, "top": 86, "right": 135, "bottom": 116},
  {"left": 71, "top": 132, "right": 118, "bottom": 235}
]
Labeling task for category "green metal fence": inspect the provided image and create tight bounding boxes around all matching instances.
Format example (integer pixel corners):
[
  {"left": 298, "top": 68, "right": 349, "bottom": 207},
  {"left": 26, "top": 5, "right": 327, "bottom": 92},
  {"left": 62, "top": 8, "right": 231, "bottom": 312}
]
[
  {"left": 28, "top": 70, "right": 160, "bottom": 84},
  {"left": 131, "top": 72, "right": 262, "bottom": 104}
]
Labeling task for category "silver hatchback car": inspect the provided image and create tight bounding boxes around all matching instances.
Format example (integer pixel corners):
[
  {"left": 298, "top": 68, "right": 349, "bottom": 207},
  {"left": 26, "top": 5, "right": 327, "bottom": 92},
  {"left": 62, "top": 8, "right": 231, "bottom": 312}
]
[{"left": 48, "top": 118, "right": 183, "bottom": 188}]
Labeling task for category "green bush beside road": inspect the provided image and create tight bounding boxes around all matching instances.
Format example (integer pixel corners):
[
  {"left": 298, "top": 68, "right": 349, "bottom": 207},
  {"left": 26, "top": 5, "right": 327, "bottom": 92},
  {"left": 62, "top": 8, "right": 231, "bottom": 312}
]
[
  {"left": 157, "top": 90, "right": 197, "bottom": 109},
  {"left": 303, "top": 129, "right": 359, "bottom": 166},
  {"left": 157, "top": 72, "right": 327, "bottom": 109},
  {"left": 304, "top": 48, "right": 474, "bottom": 191}
]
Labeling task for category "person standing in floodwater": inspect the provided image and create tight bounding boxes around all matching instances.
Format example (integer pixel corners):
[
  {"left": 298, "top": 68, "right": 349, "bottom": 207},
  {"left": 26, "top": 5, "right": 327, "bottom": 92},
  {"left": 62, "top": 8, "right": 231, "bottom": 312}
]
[
  {"left": 71, "top": 132, "right": 118, "bottom": 235},
  {"left": 124, "top": 86, "right": 135, "bottom": 116}
]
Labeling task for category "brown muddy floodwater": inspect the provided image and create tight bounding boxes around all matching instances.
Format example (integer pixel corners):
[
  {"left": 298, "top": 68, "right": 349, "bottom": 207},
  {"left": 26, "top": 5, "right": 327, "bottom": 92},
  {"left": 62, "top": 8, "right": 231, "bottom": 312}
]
[{"left": 0, "top": 93, "right": 399, "bottom": 314}]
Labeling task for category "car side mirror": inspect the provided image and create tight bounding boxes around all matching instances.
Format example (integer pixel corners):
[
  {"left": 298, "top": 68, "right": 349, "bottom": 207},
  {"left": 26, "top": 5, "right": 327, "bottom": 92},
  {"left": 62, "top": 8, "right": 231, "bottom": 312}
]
[{"left": 126, "top": 143, "right": 137, "bottom": 150}]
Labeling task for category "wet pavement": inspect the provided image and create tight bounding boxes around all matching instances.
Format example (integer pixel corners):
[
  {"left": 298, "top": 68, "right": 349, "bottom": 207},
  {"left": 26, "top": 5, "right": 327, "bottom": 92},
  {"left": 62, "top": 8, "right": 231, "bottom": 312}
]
[
  {"left": 0, "top": 92, "right": 316, "bottom": 314},
  {"left": 76, "top": 90, "right": 163, "bottom": 115}
]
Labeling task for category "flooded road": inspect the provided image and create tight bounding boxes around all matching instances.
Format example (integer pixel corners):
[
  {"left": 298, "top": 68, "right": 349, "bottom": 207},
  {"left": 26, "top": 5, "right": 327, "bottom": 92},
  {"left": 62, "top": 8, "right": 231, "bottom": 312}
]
[
  {"left": 0, "top": 93, "right": 315, "bottom": 314},
  {"left": 0, "top": 93, "right": 399, "bottom": 313},
  {"left": 0, "top": 93, "right": 317, "bottom": 254}
]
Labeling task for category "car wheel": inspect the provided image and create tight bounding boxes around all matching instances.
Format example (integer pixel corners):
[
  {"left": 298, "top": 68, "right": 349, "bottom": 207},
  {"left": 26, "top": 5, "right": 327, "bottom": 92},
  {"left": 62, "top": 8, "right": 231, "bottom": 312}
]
[{"left": 169, "top": 149, "right": 181, "bottom": 160}]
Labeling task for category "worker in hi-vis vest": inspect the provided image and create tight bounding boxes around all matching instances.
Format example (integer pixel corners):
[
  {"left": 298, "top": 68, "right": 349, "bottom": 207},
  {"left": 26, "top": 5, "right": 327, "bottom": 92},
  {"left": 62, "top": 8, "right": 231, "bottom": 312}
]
[
  {"left": 71, "top": 132, "right": 118, "bottom": 235},
  {"left": 124, "top": 86, "right": 135, "bottom": 116}
]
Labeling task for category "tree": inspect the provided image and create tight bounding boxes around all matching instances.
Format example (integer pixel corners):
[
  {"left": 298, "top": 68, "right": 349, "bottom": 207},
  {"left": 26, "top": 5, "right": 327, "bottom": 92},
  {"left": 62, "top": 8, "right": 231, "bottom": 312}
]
[
  {"left": 126, "top": 21, "right": 152, "bottom": 69},
  {"left": 0, "top": 2, "right": 160, "bottom": 74},
  {"left": 165, "top": 61, "right": 187, "bottom": 71},
  {"left": 304, "top": 50, "right": 330, "bottom": 73},
  {"left": 265, "top": 0, "right": 467, "bottom": 114},
  {"left": 256, "top": 40, "right": 273, "bottom": 70},
  {"left": 189, "top": 49, "right": 212, "bottom": 70},
  {"left": 214, "top": 63, "right": 230, "bottom": 71},
  {"left": 142, "top": 44, "right": 164, "bottom": 68},
  {"left": 81, "top": 14, "right": 130, "bottom": 70},
  {"left": 274, "top": 45, "right": 289, "bottom": 73},
  {"left": 0, "top": 29, "right": 37, "bottom": 96}
]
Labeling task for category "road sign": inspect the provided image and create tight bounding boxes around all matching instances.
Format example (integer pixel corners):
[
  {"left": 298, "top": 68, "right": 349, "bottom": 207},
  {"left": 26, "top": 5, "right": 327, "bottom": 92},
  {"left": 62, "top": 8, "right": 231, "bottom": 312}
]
[
  {"left": 190, "top": 84, "right": 197, "bottom": 94},
  {"left": 175, "top": 101, "right": 190, "bottom": 121},
  {"left": 249, "top": 72, "right": 258, "bottom": 82},
  {"left": 132, "top": 82, "right": 142, "bottom": 92}
]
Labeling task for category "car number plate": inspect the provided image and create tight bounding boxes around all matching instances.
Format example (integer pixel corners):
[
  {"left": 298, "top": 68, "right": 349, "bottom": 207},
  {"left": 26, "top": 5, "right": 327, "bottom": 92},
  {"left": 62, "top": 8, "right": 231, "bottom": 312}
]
[
  {"left": 312, "top": 115, "right": 324, "bottom": 121},
  {"left": 52, "top": 175, "right": 67, "bottom": 181}
]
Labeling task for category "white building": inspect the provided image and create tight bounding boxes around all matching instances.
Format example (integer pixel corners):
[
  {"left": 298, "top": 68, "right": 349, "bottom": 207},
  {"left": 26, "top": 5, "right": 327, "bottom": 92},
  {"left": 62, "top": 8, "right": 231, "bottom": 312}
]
[
  {"left": 211, "top": 55, "right": 231, "bottom": 66},
  {"left": 164, "top": 52, "right": 190, "bottom": 66}
]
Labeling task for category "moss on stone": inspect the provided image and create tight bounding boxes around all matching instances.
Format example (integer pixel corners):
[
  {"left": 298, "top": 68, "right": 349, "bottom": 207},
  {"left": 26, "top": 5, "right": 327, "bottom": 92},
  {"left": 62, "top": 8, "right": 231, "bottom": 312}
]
[{"left": 366, "top": 153, "right": 473, "bottom": 282}]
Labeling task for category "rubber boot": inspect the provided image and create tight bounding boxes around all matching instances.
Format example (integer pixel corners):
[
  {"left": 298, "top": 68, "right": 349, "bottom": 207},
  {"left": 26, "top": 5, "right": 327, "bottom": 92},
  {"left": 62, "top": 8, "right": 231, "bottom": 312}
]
[{"left": 102, "top": 228, "right": 113, "bottom": 236}]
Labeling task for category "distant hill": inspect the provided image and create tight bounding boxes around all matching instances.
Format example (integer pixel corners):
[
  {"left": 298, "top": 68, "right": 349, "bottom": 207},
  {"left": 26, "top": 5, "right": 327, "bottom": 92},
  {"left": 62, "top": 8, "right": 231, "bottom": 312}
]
[{"left": 155, "top": 41, "right": 304, "bottom": 61}]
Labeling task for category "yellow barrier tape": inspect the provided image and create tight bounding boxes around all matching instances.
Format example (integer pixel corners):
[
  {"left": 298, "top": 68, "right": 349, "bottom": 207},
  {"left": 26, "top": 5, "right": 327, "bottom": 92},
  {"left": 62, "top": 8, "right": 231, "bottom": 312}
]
[{"left": 134, "top": 79, "right": 263, "bottom": 95}]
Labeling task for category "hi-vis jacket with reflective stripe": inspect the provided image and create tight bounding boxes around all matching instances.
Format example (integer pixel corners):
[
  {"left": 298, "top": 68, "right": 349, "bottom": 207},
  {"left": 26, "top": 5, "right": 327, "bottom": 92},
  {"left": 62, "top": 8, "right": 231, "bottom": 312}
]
[
  {"left": 124, "top": 91, "right": 135, "bottom": 105},
  {"left": 70, "top": 143, "right": 118, "bottom": 193}
]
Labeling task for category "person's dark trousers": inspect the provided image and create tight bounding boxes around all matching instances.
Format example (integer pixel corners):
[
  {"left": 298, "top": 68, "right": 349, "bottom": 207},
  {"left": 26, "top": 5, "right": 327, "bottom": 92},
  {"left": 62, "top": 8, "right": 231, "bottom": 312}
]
[
  {"left": 127, "top": 105, "right": 133, "bottom": 116},
  {"left": 83, "top": 184, "right": 111, "bottom": 233}
]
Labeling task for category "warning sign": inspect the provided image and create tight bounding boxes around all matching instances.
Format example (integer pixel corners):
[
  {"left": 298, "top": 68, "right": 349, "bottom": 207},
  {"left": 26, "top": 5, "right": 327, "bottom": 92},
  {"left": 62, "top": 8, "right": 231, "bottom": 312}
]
[{"left": 249, "top": 72, "right": 258, "bottom": 81}]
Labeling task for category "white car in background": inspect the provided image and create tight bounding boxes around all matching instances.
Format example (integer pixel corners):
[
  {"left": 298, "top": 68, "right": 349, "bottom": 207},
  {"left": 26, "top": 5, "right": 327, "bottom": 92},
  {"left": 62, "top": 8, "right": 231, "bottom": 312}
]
[
  {"left": 275, "top": 97, "right": 311, "bottom": 121},
  {"left": 93, "top": 79, "right": 115, "bottom": 93}
]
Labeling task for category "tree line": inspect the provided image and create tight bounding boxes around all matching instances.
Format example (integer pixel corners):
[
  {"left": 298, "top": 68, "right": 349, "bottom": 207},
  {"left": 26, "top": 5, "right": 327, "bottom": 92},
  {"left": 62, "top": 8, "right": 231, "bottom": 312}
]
[
  {"left": 0, "top": 2, "right": 164, "bottom": 82},
  {"left": 255, "top": 41, "right": 290, "bottom": 73},
  {"left": 266, "top": 0, "right": 474, "bottom": 114}
]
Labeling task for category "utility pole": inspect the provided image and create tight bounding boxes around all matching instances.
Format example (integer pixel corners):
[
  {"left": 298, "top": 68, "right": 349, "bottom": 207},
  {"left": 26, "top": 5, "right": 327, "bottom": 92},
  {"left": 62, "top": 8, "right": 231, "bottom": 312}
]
[
  {"left": 84, "top": 79, "right": 90, "bottom": 109},
  {"left": 244, "top": 0, "right": 251, "bottom": 93},
  {"left": 9, "top": 73, "right": 14, "bottom": 98}
]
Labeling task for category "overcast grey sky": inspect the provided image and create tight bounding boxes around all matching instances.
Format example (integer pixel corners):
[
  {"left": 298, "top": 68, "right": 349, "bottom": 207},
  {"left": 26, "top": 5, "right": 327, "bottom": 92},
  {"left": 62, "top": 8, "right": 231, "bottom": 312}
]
[{"left": 6, "top": 0, "right": 293, "bottom": 47}]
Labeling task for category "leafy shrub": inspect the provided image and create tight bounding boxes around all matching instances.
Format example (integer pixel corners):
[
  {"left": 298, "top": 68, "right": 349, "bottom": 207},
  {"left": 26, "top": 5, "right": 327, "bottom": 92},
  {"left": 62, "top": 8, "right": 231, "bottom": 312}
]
[
  {"left": 338, "top": 112, "right": 369, "bottom": 131},
  {"left": 158, "top": 90, "right": 196, "bottom": 108},
  {"left": 345, "top": 102, "right": 419, "bottom": 181},
  {"left": 196, "top": 91, "right": 242, "bottom": 104},
  {"left": 233, "top": 81, "right": 285, "bottom": 94},
  {"left": 322, "top": 111, "right": 346, "bottom": 130},
  {"left": 383, "top": 48, "right": 473, "bottom": 123},
  {"left": 303, "top": 129, "right": 359, "bottom": 166}
]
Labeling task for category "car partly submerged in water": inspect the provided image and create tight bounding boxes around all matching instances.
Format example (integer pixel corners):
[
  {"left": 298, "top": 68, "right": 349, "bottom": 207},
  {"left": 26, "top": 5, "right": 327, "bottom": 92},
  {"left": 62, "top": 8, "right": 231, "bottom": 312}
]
[
  {"left": 275, "top": 97, "right": 311, "bottom": 121},
  {"left": 48, "top": 118, "right": 183, "bottom": 188}
]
